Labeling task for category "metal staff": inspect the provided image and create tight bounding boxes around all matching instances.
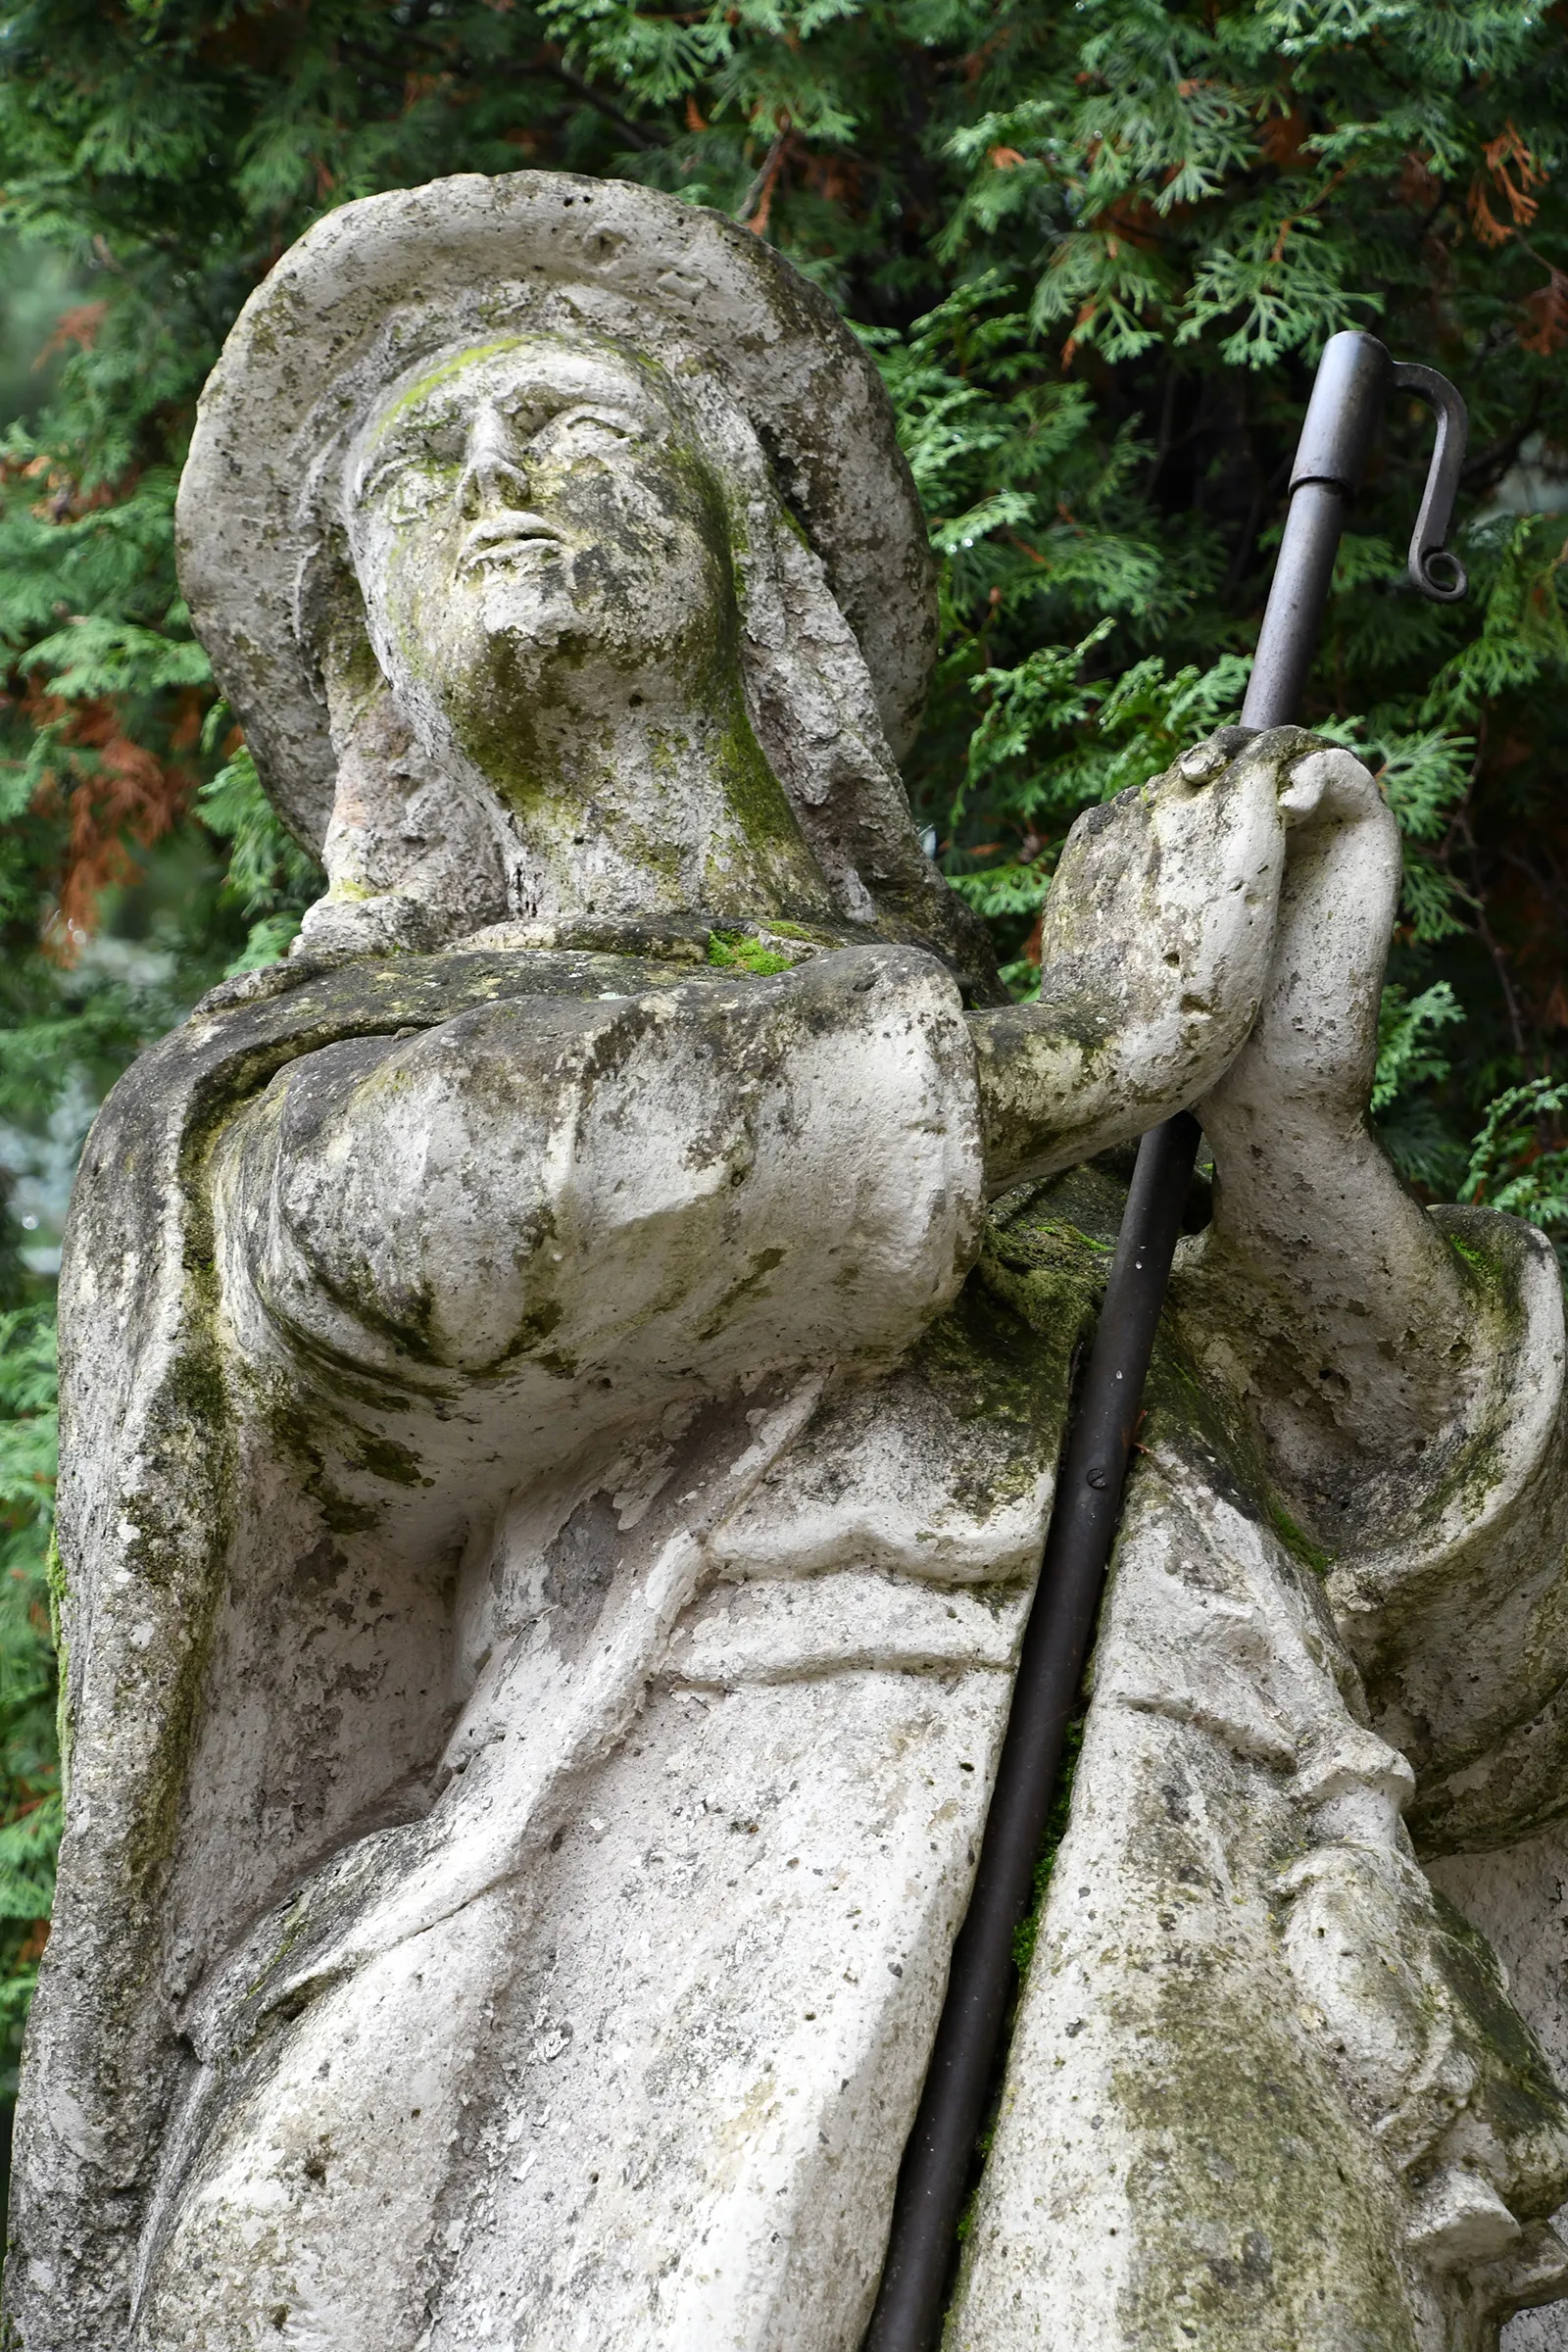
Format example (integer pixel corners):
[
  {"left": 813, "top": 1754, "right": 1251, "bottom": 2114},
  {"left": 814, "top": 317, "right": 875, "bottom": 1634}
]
[{"left": 864, "top": 329, "right": 1470, "bottom": 2352}]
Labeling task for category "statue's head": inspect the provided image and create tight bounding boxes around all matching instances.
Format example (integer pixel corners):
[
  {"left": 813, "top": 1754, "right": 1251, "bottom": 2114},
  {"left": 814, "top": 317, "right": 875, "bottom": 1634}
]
[
  {"left": 350, "top": 334, "right": 733, "bottom": 729},
  {"left": 177, "top": 172, "right": 995, "bottom": 991}
]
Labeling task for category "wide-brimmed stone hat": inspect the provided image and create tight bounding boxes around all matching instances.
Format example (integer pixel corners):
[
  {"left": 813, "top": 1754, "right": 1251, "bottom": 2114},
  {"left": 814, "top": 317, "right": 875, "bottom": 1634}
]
[{"left": 175, "top": 170, "right": 939, "bottom": 856}]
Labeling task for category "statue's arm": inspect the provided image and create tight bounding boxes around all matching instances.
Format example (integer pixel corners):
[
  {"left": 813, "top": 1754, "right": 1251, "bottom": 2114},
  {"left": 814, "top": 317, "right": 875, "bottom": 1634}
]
[
  {"left": 1176, "top": 745, "right": 1478, "bottom": 1494},
  {"left": 217, "top": 946, "right": 986, "bottom": 1386},
  {"left": 1169, "top": 746, "right": 1568, "bottom": 1842},
  {"left": 966, "top": 730, "right": 1303, "bottom": 1193}
]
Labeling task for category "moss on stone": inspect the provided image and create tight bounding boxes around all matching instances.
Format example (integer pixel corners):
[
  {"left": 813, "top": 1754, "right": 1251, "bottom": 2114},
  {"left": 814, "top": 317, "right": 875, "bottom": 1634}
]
[
  {"left": 1420, "top": 1885, "right": 1568, "bottom": 2194},
  {"left": 107, "top": 1310, "right": 236, "bottom": 1908},
  {"left": 707, "top": 930, "right": 796, "bottom": 976},
  {"left": 43, "top": 1529, "right": 71, "bottom": 1793},
  {"left": 694, "top": 1246, "right": 787, "bottom": 1340},
  {"left": 351, "top": 1434, "right": 427, "bottom": 1490},
  {"left": 369, "top": 335, "right": 536, "bottom": 434},
  {"left": 259, "top": 1385, "right": 387, "bottom": 1537},
  {"left": 1268, "top": 1503, "right": 1334, "bottom": 1579},
  {"left": 1012, "top": 1710, "right": 1085, "bottom": 1978}
]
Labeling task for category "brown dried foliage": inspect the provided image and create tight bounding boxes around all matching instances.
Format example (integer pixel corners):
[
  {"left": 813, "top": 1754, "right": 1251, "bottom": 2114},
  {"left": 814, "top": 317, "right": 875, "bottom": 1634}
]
[
  {"left": 1470, "top": 122, "right": 1546, "bottom": 248},
  {"left": 24, "top": 679, "right": 194, "bottom": 958},
  {"left": 1521, "top": 268, "right": 1568, "bottom": 357},
  {"left": 30, "top": 302, "right": 107, "bottom": 371}
]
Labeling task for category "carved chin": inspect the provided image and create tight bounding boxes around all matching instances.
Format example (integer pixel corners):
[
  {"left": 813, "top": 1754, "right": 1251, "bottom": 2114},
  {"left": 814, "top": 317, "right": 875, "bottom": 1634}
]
[{"left": 423, "top": 577, "right": 592, "bottom": 696}]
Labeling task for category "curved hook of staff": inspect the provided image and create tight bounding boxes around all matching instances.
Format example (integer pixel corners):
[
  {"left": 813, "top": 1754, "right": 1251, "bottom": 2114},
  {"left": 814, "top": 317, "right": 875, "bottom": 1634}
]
[{"left": 1392, "top": 359, "right": 1470, "bottom": 604}]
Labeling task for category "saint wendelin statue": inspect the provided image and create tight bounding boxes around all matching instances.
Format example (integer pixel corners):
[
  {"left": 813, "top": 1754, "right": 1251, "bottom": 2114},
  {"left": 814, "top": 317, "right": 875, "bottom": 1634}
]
[{"left": 10, "top": 173, "right": 1568, "bottom": 2352}]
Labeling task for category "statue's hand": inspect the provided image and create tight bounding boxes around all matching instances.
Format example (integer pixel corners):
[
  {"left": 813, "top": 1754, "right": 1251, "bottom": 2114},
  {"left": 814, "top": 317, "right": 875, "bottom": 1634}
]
[
  {"left": 1040, "top": 724, "right": 1298, "bottom": 1052},
  {"left": 1182, "top": 739, "right": 1478, "bottom": 1493},
  {"left": 1198, "top": 741, "right": 1398, "bottom": 1136},
  {"left": 972, "top": 727, "right": 1316, "bottom": 1191},
  {"left": 1178, "top": 748, "right": 1568, "bottom": 1840}
]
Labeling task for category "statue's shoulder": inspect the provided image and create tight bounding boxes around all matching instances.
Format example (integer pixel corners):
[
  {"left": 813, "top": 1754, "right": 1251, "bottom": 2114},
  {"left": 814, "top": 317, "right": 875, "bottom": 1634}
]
[
  {"left": 93, "top": 907, "right": 966, "bottom": 1164},
  {"left": 95, "top": 936, "right": 713, "bottom": 1132}
]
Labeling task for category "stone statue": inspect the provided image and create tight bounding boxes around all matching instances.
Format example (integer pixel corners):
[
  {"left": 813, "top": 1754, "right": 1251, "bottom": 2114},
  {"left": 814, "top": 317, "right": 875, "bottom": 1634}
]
[{"left": 9, "top": 172, "right": 1568, "bottom": 2352}]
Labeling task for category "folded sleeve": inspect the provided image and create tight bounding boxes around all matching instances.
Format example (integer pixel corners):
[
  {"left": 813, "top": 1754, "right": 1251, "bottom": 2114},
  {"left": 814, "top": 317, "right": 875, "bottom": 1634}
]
[
  {"left": 217, "top": 945, "right": 987, "bottom": 1396},
  {"left": 1324, "top": 1205, "right": 1568, "bottom": 1853}
]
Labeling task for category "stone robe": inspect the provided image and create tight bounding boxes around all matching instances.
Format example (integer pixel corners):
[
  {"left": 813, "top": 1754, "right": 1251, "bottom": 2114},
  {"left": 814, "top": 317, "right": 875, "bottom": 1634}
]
[{"left": 9, "top": 928, "right": 1568, "bottom": 2352}]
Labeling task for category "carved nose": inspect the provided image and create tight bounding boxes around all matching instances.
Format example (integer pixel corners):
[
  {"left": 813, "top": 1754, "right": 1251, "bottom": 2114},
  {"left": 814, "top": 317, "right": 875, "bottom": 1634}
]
[{"left": 458, "top": 404, "right": 529, "bottom": 518}]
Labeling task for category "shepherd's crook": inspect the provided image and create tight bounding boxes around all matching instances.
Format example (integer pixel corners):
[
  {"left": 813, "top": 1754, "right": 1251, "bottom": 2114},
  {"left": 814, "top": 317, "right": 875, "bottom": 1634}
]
[{"left": 863, "top": 330, "right": 1470, "bottom": 2352}]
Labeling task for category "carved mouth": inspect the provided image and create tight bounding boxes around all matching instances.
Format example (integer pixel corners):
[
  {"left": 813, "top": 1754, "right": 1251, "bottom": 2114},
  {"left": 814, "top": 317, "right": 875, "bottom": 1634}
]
[{"left": 460, "top": 514, "right": 565, "bottom": 574}]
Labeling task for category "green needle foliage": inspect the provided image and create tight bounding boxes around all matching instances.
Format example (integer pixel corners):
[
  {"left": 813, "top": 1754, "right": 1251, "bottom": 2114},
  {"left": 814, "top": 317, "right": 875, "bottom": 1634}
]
[{"left": 0, "top": 0, "right": 1566, "bottom": 2083}]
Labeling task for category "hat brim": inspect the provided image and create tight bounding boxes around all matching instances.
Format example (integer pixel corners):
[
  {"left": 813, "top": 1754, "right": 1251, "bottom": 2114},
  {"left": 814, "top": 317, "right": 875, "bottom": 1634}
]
[{"left": 175, "top": 171, "right": 938, "bottom": 852}]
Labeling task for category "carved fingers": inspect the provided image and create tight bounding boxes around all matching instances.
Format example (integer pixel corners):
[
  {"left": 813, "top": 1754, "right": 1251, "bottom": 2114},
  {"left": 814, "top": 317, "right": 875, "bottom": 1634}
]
[
  {"left": 1200, "top": 738, "right": 1398, "bottom": 1126},
  {"left": 970, "top": 728, "right": 1315, "bottom": 1191},
  {"left": 1043, "top": 734, "right": 1285, "bottom": 1040}
]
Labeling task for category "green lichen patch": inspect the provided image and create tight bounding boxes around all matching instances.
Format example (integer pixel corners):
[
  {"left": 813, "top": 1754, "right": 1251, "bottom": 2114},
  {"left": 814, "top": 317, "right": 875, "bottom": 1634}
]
[
  {"left": 974, "top": 1180, "right": 1116, "bottom": 1407},
  {"left": 1012, "top": 1709, "right": 1085, "bottom": 1978},
  {"left": 1268, "top": 1504, "right": 1333, "bottom": 1580},
  {"left": 350, "top": 1434, "right": 427, "bottom": 1490},
  {"left": 368, "top": 335, "right": 535, "bottom": 435},
  {"left": 1419, "top": 1886, "right": 1568, "bottom": 2210},
  {"left": 694, "top": 1246, "right": 787, "bottom": 1341},
  {"left": 707, "top": 930, "right": 796, "bottom": 976},
  {"left": 904, "top": 1278, "right": 1075, "bottom": 1525},
  {"left": 43, "top": 1531, "right": 71, "bottom": 1794},
  {"left": 1113, "top": 2028, "right": 1421, "bottom": 2349},
  {"left": 258, "top": 1384, "right": 387, "bottom": 1539},
  {"left": 1102, "top": 1742, "right": 1424, "bottom": 2351}
]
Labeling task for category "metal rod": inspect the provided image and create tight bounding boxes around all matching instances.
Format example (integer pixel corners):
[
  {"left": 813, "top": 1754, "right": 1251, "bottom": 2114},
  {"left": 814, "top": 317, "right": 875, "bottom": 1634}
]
[
  {"left": 1391, "top": 361, "right": 1469, "bottom": 603},
  {"left": 1243, "top": 329, "right": 1390, "bottom": 730},
  {"left": 1241, "top": 480, "right": 1351, "bottom": 731},
  {"left": 864, "top": 1111, "right": 1200, "bottom": 2351},
  {"left": 862, "top": 328, "right": 1469, "bottom": 2352}
]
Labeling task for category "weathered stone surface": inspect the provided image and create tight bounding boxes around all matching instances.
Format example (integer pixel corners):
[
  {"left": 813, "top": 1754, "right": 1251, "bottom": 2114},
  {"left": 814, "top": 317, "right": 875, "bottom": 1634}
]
[
  {"left": 950, "top": 1233, "right": 1568, "bottom": 2350},
  {"left": 1431, "top": 1836, "right": 1568, "bottom": 2352},
  {"left": 11, "top": 168, "right": 1568, "bottom": 2352}
]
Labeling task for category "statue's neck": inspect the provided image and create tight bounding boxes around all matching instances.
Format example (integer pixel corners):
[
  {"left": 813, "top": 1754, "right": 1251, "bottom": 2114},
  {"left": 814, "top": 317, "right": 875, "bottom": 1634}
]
[
  {"left": 321, "top": 644, "right": 841, "bottom": 935},
  {"left": 481, "top": 662, "right": 837, "bottom": 926}
]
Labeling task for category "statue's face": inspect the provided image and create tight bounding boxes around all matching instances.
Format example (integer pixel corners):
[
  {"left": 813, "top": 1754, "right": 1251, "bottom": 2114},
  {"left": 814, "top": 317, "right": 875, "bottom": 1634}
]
[{"left": 347, "top": 335, "right": 737, "bottom": 785}]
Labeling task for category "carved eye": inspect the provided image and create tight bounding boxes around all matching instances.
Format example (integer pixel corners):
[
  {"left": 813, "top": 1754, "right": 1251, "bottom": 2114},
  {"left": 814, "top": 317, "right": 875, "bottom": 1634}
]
[
  {"left": 540, "top": 408, "right": 642, "bottom": 455},
  {"left": 363, "top": 463, "right": 438, "bottom": 518},
  {"left": 359, "top": 416, "right": 467, "bottom": 515},
  {"left": 360, "top": 440, "right": 461, "bottom": 519}
]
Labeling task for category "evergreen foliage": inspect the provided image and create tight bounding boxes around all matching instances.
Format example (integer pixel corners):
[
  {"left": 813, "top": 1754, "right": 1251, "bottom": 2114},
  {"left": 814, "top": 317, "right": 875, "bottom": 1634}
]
[{"left": 0, "top": 0, "right": 1566, "bottom": 2088}]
